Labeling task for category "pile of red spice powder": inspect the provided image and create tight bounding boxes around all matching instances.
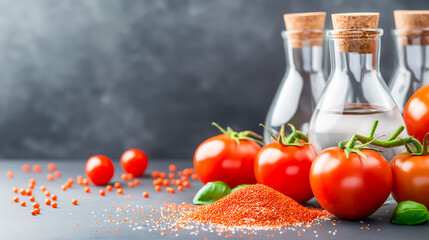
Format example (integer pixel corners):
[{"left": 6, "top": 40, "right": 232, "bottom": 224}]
[{"left": 186, "top": 184, "right": 331, "bottom": 228}]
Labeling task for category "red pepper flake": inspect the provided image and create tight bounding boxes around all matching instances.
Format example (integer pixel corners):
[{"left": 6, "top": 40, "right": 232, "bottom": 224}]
[
  {"left": 33, "top": 165, "right": 41, "bottom": 173},
  {"left": 22, "top": 164, "right": 31, "bottom": 172},
  {"left": 47, "top": 163, "right": 56, "bottom": 171},
  {"left": 186, "top": 184, "right": 330, "bottom": 228}
]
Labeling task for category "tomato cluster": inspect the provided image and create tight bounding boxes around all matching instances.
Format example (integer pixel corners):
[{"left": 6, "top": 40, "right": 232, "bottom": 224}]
[{"left": 85, "top": 149, "right": 148, "bottom": 186}]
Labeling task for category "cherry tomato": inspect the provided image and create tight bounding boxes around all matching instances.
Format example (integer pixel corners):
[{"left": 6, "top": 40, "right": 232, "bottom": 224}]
[
  {"left": 120, "top": 149, "right": 148, "bottom": 177},
  {"left": 310, "top": 148, "right": 392, "bottom": 220},
  {"left": 85, "top": 155, "right": 114, "bottom": 186},
  {"left": 404, "top": 85, "right": 429, "bottom": 142},
  {"left": 254, "top": 142, "right": 316, "bottom": 203},
  {"left": 194, "top": 134, "right": 260, "bottom": 188},
  {"left": 391, "top": 153, "right": 429, "bottom": 208}
]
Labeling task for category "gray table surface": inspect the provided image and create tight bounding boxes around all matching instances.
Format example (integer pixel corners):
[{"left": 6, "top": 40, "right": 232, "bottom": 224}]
[{"left": 1, "top": 159, "right": 428, "bottom": 240}]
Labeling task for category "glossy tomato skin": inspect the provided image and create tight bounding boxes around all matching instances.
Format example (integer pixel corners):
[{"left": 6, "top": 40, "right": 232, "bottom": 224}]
[
  {"left": 120, "top": 149, "right": 148, "bottom": 177},
  {"left": 86, "top": 155, "right": 114, "bottom": 186},
  {"left": 391, "top": 153, "right": 429, "bottom": 209},
  {"left": 194, "top": 134, "right": 260, "bottom": 188},
  {"left": 404, "top": 85, "right": 429, "bottom": 142},
  {"left": 310, "top": 148, "right": 392, "bottom": 220},
  {"left": 254, "top": 142, "right": 316, "bottom": 203}
]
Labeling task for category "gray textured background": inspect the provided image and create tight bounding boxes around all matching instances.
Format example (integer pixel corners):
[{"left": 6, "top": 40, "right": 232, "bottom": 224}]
[{"left": 0, "top": 0, "right": 427, "bottom": 159}]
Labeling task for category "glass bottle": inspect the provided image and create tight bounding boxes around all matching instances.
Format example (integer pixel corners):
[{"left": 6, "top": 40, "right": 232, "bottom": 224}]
[
  {"left": 309, "top": 13, "right": 405, "bottom": 161},
  {"left": 264, "top": 12, "right": 326, "bottom": 142},
  {"left": 390, "top": 10, "right": 429, "bottom": 112}
]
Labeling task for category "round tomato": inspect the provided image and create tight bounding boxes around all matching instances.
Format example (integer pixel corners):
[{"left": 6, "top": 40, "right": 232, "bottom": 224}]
[
  {"left": 86, "top": 155, "right": 114, "bottom": 186},
  {"left": 194, "top": 134, "right": 260, "bottom": 188},
  {"left": 404, "top": 85, "right": 429, "bottom": 142},
  {"left": 254, "top": 142, "right": 316, "bottom": 203},
  {"left": 310, "top": 148, "right": 392, "bottom": 220},
  {"left": 121, "top": 149, "right": 148, "bottom": 177},
  {"left": 391, "top": 153, "right": 429, "bottom": 208}
]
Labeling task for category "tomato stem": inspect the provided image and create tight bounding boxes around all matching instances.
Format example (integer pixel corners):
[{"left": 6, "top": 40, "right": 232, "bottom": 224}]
[
  {"left": 212, "top": 122, "right": 264, "bottom": 145},
  {"left": 259, "top": 123, "right": 308, "bottom": 146}
]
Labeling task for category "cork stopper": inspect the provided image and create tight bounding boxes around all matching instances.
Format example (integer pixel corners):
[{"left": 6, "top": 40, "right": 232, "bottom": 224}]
[
  {"left": 331, "top": 13, "right": 380, "bottom": 53},
  {"left": 283, "top": 12, "right": 326, "bottom": 48},
  {"left": 394, "top": 10, "right": 429, "bottom": 45}
]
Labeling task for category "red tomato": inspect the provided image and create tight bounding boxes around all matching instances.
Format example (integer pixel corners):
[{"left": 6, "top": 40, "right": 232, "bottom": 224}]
[
  {"left": 254, "top": 142, "right": 316, "bottom": 203},
  {"left": 404, "top": 85, "right": 429, "bottom": 142},
  {"left": 309, "top": 148, "right": 392, "bottom": 220},
  {"left": 86, "top": 155, "right": 114, "bottom": 186},
  {"left": 194, "top": 134, "right": 260, "bottom": 188},
  {"left": 391, "top": 153, "right": 429, "bottom": 209},
  {"left": 120, "top": 149, "right": 148, "bottom": 177}
]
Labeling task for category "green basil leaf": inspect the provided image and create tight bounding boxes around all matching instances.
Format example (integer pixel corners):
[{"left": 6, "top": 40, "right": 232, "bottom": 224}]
[
  {"left": 391, "top": 201, "right": 429, "bottom": 225},
  {"left": 231, "top": 184, "right": 249, "bottom": 193},
  {"left": 193, "top": 181, "right": 231, "bottom": 205}
]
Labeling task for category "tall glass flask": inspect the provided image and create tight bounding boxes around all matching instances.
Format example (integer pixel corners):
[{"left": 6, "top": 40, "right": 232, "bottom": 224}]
[
  {"left": 309, "top": 13, "right": 405, "bottom": 161},
  {"left": 264, "top": 12, "right": 326, "bottom": 142},
  {"left": 390, "top": 10, "right": 429, "bottom": 112}
]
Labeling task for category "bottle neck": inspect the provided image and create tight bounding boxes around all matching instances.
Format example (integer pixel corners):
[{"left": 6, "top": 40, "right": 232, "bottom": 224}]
[
  {"left": 284, "top": 40, "right": 324, "bottom": 72},
  {"left": 393, "top": 29, "right": 429, "bottom": 70},
  {"left": 282, "top": 31, "right": 324, "bottom": 73},
  {"left": 330, "top": 37, "right": 381, "bottom": 73}
]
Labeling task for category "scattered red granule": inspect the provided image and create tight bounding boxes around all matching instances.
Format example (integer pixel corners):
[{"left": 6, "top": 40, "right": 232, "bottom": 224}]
[
  {"left": 121, "top": 173, "right": 128, "bottom": 181},
  {"left": 54, "top": 171, "right": 61, "bottom": 178},
  {"left": 117, "top": 189, "right": 123, "bottom": 195},
  {"left": 126, "top": 173, "right": 133, "bottom": 180},
  {"left": 151, "top": 171, "right": 160, "bottom": 178},
  {"left": 33, "top": 165, "right": 41, "bottom": 173},
  {"left": 169, "top": 173, "right": 175, "bottom": 179},
  {"left": 183, "top": 181, "right": 191, "bottom": 188},
  {"left": 45, "top": 191, "right": 51, "bottom": 197},
  {"left": 159, "top": 172, "right": 166, "bottom": 178},
  {"left": 143, "top": 192, "right": 149, "bottom": 198},
  {"left": 82, "top": 179, "right": 89, "bottom": 186},
  {"left": 186, "top": 184, "right": 331, "bottom": 228},
  {"left": 51, "top": 202, "right": 58, "bottom": 208},
  {"left": 40, "top": 185, "right": 46, "bottom": 191},
  {"left": 26, "top": 189, "right": 32, "bottom": 196},
  {"left": 166, "top": 187, "right": 175, "bottom": 194},
  {"left": 13, "top": 197, "right": 19, "bottom": 202},
  {"left": 128, "top": 182, "right": 134, "bottom": 188},
  {"left": 162, "top": 179, "right": 170, "bottom": 186},
  {"left": 52, "top": 194, "right": 58, "bottom": 201},
  {"left": 192, "top": 174, "right": 199, "bottom": 180},
  {"left": 6, "top": 171, "right": 13, "bottom": 178},
  {"left": 99, "top": 190, "right": 106, "bottom": 196},
  {"left": 114, "top": 183, "right": 121, "bottom": 189},
  {"left": 47, "top": 163, "right": 56, "bottom": 171},
  {"left": 106, "top": 185, "right": 113, "bottom": 192},
  {"left": 175, "top": 180, "right": 182, "bottom": 186},
  {"left": 34, "top": 208, "right": 40, "bottom": 214},
  {"left": 169, "top": 164, "right": 177, "bottom": 172},
  {"left": 12, "top": 187, "right": 18, "bottom": 193},
  {"left": 133, "top": 179, "right": 140, "bottom": 185},
  {"left": 178, "top": 186, "right": 184, "bottom": 192},
  {"left": 181, "top": 176, "right": 188, "bottom": 181},
  {"left": 22, "top": 164, "right": 31, "bottom": 172},
  {"left": 19, "top": 188, "right": 26, "bottom": 195},
  {"left": 155, "top": 185, "right": 162, "bottom": 192},
  {"left": 47, "top": 173, "right": 54, "bottom": 181},
  {"left": 61, "top": 185, "right": 67, "bottom": 191},
  {"left": 72, "top": 199, "right": 78, "bottom": 205},
  {"left": 45, "top": 199, "right": 51, "bottom": 206},
  {"left": 29, "top": 196, "right": 35, "bottom": 202},
  {"left": 33, "top": 202, "right": 40, "bottom": 209},
  {"left": 153, "top": 178, "right": 162, "bottom": 186},
  {"left": 20, "top": 201, "right": 26, "bottom": 207},
  {"left": 31, "top": 210, "right": 37, "bottom": 215},
  {"left": 84, "top": 187, "right": 91, "bottom": 193}
]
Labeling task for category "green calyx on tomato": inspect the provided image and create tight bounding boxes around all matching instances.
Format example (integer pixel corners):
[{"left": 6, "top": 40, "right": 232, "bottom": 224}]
[
  {"left": 212, "top": 122, "right": 263, "bottom": 145},
  {"left": 260, "top": 123, "right": 308, "bottom": 146},
  {"left": 338, "top": 120, "right": 424, "bottom": 159},
  {"left": 193, "top": 181, "right": 231, "bottom": 205},
  {"left": 391, "top": 201, "right": 429, "bottom": 225}
]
